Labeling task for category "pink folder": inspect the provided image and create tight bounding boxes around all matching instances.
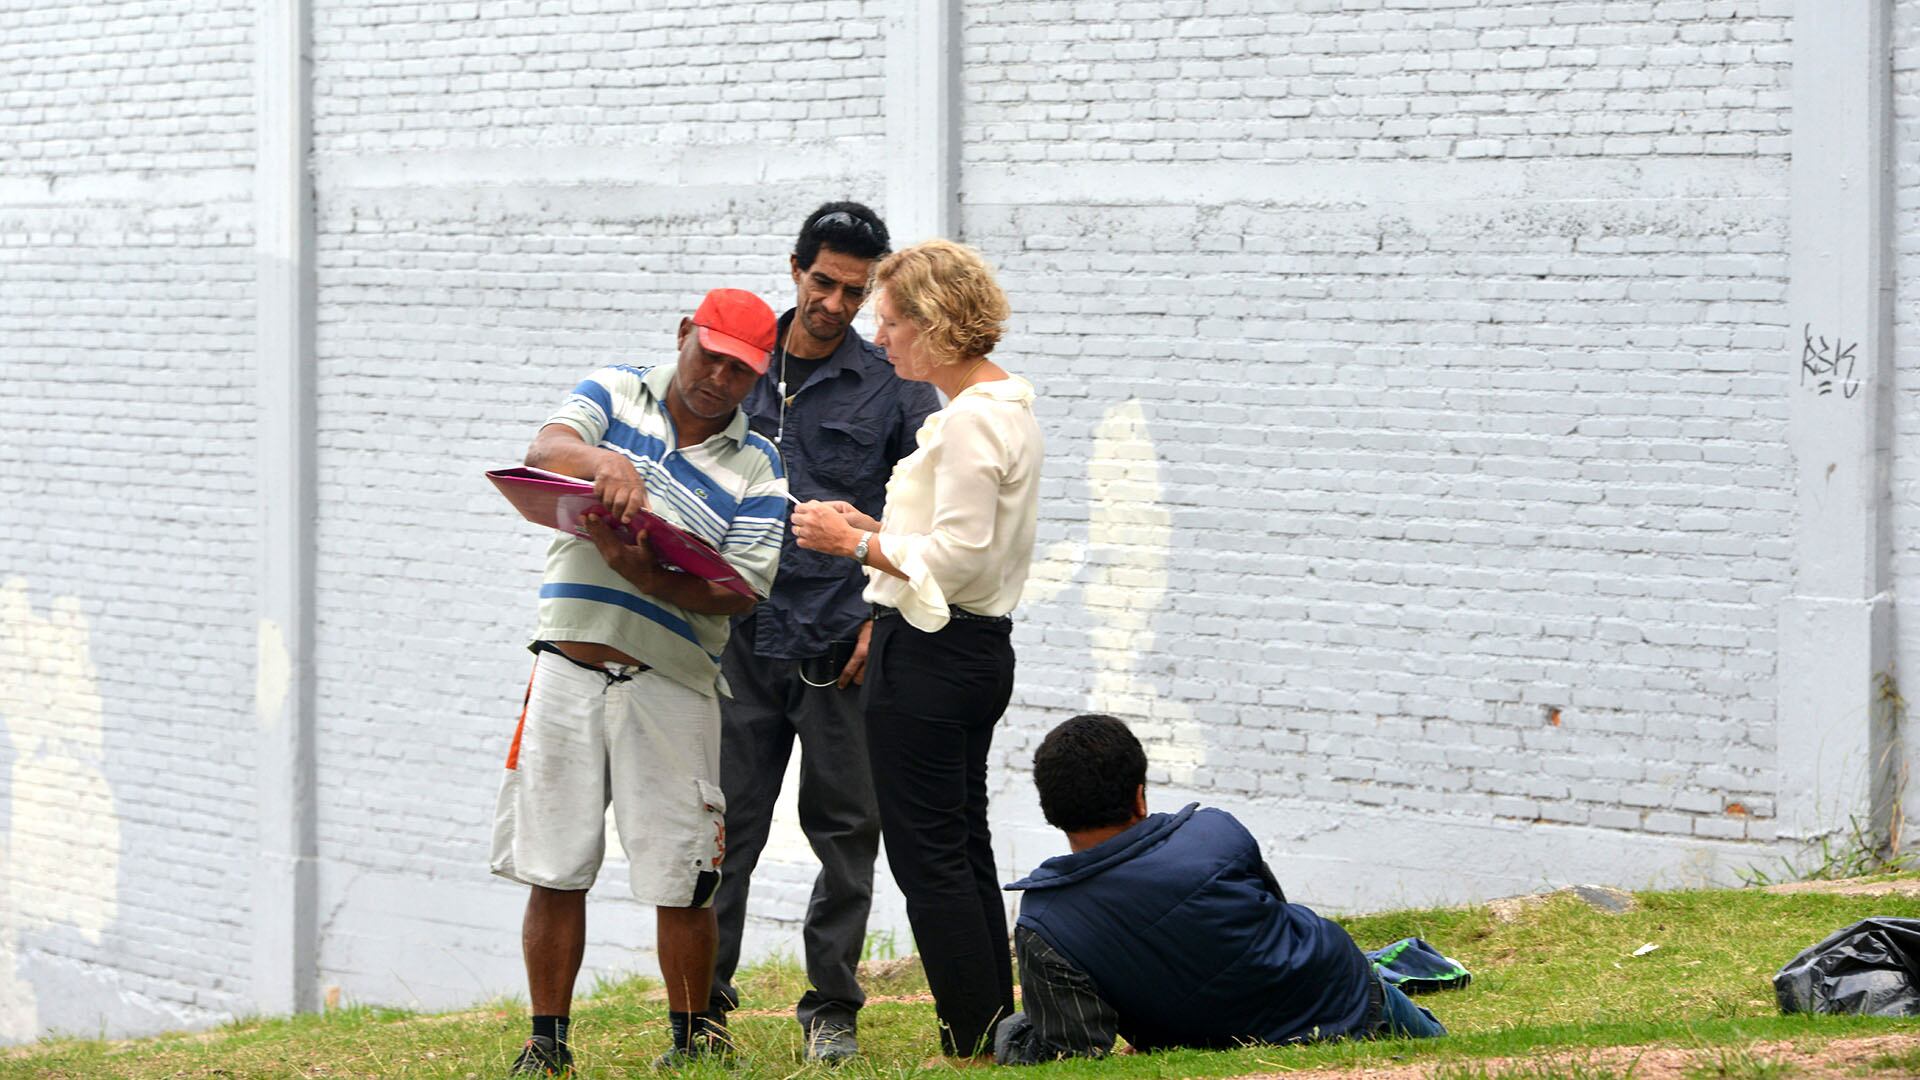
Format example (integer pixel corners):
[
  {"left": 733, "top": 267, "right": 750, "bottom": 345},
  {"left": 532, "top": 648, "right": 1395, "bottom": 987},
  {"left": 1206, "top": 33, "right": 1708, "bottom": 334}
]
[{"left": 486, "top": 466, "right": 759, "bottom": 599}]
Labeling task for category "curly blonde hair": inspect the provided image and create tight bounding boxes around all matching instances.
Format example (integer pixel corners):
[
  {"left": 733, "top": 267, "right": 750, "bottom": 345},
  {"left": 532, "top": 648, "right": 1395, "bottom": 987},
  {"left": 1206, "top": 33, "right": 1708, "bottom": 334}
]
[{"left": 873, "top": 240, "right": 1009, "bottom": 367}]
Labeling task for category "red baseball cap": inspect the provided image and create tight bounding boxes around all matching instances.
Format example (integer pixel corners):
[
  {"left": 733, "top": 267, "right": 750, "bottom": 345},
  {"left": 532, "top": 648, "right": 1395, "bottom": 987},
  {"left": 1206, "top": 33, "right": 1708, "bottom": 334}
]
[{"left": 692, "top": 288, "right": 778, "bottom": 375}]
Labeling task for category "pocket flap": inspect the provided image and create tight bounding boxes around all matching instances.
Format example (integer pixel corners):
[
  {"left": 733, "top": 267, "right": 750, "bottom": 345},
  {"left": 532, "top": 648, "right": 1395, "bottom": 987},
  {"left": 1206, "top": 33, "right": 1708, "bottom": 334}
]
[
  {"left": 696, "top": 778, "right": 727, "bottom": 817},
  {"left": 819, "top": 419, "right": 879, "bottom": 446},
  {"left": 693, "top": 778, "right": 728, "bottom": 870}
]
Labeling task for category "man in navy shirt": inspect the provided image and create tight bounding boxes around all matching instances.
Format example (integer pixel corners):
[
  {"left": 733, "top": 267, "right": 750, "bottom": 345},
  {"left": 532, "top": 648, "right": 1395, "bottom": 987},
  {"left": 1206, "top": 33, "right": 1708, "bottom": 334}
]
[
  {"left": 705, "top": 203, "right": 941, "bottom": 1062},
  {"left": 996, "top": 715, "right": 1446, "bottom": 1064}
]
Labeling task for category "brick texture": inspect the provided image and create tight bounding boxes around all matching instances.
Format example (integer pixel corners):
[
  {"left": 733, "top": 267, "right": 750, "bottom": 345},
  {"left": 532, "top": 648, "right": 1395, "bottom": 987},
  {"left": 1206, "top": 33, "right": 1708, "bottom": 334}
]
[
  {"left": 1892, "top": 0, "right": 1920, "bottom": 840},
  {"left": 962, "top": 0, "right": 1791, "bottom": 165},
  {"left": 964, "top": 0, "right": 1794, "bottom": 846},
  {"left": 311, "top": 0, "right": 886, "bottom": 155},
  {"left": 0, "top": 0, "right": 257, "bottom": 1039},
  {"left": 0, "top": 0, "right": 253, "bottom": 177}
]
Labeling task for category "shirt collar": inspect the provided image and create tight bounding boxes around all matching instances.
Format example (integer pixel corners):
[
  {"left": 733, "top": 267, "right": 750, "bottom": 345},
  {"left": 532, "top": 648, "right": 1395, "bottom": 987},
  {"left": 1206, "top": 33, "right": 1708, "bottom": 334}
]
[
  {"left": 643, "top": 362, "right": 751, "bottom": 446},
  {"left": 775, "top": 310, "right": 871, "bottom": 385}
]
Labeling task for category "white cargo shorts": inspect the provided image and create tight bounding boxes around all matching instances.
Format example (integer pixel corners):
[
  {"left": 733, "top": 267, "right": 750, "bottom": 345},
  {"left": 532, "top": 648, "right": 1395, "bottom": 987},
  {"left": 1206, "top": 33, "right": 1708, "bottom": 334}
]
[{"left": 490, "top": 650, "right": 727, "bottom": 907}]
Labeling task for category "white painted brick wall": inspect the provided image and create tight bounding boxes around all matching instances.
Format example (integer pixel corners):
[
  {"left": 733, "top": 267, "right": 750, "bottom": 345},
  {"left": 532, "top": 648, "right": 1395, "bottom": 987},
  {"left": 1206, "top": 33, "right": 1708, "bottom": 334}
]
[
  {"left": 0, "top": 0, "right": 257, "bottom": 1041},
  {"left": 0, "top": 0, "right": 253, "bottom": 177},
  {"left": 311, "top": 0, "right": 887, "bottom": 155},
  {"left": 1891, "top": 0, "right": 1920, "bottom": 841},
  {"left": 962, "top": 0, "right": 1792, "bottom": 165},
  {"left": 963, "top": 0, "right": 1795, "bottom": 854}
]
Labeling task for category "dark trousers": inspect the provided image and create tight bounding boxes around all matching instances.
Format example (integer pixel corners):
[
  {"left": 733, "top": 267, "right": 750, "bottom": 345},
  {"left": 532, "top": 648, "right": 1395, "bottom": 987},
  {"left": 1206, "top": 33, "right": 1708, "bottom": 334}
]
[
  {"left": 865, "top": 612, "right": 1017, "bottom": 1056},
  {"left": 1377, "top": 976, "right": 1447, "bottom": 1038},
  {"left": 709, "top": 624, "right": 881, "bottom": 1033}
]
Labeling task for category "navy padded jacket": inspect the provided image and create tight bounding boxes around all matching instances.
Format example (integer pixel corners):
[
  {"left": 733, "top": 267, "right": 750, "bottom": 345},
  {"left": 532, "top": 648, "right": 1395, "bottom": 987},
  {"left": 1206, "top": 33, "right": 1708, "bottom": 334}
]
[{"left": 1005, "top": 804, "right": 1374, "bottom": 1050}]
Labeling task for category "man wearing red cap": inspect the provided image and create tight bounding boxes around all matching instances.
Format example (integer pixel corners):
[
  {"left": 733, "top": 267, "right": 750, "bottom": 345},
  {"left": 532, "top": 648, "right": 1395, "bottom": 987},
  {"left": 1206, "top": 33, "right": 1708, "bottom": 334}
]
[{"left": 490, "top": 288, "right": 789, "bottom": 1075}]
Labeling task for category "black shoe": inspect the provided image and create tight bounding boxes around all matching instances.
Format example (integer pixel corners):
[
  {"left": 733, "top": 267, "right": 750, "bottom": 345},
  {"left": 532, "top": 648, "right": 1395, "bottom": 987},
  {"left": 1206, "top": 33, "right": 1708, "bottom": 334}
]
[
  {"left": 511, "top": 1034, "right": 573, "bottom": 1076},
  {"left": 804, "top": 1025, "right": 858, "bottom": 1064},
  {"left": 652, "top": 1014, "right": 733, "bottom": 1070},
  {"left": 652, "top": 1038, "right": 733, "bottom": 1070}
]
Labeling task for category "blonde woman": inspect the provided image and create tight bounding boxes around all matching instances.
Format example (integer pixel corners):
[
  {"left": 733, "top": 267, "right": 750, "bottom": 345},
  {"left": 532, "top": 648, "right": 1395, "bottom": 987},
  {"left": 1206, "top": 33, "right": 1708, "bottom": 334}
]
[{"left": 791, "top": 240, "right": 1041, "bottom": 1060}]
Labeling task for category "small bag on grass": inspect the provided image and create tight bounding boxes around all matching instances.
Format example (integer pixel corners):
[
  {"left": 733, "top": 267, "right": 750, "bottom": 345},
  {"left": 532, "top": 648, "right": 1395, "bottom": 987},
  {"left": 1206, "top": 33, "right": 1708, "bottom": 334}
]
[{"left": 1366, "top": 937, "right": 1471, "bottom": 994}]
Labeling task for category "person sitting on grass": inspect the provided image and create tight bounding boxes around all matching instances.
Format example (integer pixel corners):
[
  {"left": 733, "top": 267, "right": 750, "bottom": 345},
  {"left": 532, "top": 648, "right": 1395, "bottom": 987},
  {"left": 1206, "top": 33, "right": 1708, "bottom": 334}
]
[{"left": 995, "top": 714, "right": 1446, "bottom": 1064}]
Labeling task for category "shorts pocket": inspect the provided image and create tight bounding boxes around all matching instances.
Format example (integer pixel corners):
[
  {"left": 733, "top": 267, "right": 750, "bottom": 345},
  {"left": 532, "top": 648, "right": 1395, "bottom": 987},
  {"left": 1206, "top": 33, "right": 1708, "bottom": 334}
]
[{"left": 693, "top": 778, "right": 728, "bottom": 871}]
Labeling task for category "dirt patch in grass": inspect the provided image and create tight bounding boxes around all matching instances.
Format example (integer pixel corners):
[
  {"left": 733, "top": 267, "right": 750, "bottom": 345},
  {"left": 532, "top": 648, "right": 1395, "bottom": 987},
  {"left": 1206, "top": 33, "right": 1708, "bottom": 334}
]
[
  {"left": 1485, "top": 884, "right": 1639, "bottom": 924},
  {"left": 1764, "top": 875, "right": 1920, "bottom": 899},
  {"left": 1240, "top": 1032, "right": 1920, "bottom": 1080}
]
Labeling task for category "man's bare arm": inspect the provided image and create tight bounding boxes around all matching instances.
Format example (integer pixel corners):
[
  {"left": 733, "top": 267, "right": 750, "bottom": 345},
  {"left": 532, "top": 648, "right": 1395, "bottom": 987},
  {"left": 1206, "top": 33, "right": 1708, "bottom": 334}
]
[{"left": 527, "top": 424, "right": 650, "bottom": 523}]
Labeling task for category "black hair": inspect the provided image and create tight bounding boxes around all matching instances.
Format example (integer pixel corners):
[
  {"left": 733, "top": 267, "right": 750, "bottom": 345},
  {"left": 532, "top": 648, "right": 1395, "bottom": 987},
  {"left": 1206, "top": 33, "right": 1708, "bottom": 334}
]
[
  {"left": 1032, "top": 714, "right": 1148, "bottom": 833},
  {"left": 794, "top": 201, "right": 890, "bottom": 271}
]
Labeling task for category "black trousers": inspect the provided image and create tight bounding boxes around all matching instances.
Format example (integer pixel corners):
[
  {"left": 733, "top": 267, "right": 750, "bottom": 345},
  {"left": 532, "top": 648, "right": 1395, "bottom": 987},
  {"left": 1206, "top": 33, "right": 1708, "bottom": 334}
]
[
  {"left": 865, "top": 612, "right": 1017, "bottom": 1056},
  {"left": 709, "top": 622, "right": 880, "bottom": 1033}
]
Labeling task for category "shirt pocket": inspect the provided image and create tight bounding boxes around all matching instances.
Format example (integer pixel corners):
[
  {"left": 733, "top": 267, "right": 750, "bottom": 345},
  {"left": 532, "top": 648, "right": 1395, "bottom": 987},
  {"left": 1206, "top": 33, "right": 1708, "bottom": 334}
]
[{"left": 808, "top": 418, "right": 885, "bottom": 493}]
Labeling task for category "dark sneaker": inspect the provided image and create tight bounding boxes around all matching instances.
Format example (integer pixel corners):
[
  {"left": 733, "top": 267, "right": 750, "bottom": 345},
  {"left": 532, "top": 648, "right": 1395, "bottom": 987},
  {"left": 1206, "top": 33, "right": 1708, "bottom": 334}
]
[
  {"left": 510, "top": 1034, "right": 573, "bottom": 1076},
  {"left": 804, "top": 1026, "right": 858, "bottom": 1064},
  {"left": 652, "top": 1015, "right": 733, "bottom": 1070},
  {"left": 651, "top": 1039, "right": 731, "bottom": 1070}
]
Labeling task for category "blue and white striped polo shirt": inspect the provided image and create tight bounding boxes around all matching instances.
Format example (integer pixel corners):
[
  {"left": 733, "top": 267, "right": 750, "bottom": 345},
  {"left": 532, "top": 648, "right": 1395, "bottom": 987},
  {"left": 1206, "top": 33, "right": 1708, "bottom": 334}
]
[{"left": 534, "top": 363, "right": 787, "bottom": 696}]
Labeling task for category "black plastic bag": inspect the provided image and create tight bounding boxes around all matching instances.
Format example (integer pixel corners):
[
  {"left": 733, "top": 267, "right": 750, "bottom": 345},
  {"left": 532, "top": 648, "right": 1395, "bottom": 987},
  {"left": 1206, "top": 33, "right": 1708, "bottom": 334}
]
[{"left": 1774, "top": 917, "right": 1920, "bottom": 1017}]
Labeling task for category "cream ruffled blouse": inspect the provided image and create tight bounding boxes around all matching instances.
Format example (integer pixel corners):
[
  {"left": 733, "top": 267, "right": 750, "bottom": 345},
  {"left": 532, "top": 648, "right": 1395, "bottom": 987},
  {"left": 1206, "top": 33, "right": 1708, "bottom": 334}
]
[{"left": 862, "top": 375, "right": 1044, "bottom": 632}]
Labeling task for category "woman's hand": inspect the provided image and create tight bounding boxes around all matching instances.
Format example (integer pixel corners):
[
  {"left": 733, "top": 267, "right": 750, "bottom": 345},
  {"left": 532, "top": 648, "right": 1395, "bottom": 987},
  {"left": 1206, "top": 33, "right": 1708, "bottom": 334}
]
[
  {"left": 810, "top": 499, "right": 881, "bottom": 533},
  {"left": 792, "top": 500, "right": 863, "bottom": 558}
]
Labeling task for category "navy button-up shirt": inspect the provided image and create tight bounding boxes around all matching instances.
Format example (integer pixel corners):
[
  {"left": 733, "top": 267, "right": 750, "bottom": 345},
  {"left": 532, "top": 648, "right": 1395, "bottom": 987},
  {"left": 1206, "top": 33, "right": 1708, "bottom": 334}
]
[{"left": 738, "top": 311, "right": 941, "bottom": 660}]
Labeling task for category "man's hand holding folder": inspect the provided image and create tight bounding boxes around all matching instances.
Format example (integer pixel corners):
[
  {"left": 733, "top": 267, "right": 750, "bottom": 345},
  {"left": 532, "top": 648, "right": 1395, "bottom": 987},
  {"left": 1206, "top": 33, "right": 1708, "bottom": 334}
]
[
  {"left": 578, "top": 511, "right": 666, "bottom": 594},
  {"left": 588, "top": 453, "right": 650, "bottom": 526},
  {"left": 486, "top": 466, "right": 760, "bottom": 602}
]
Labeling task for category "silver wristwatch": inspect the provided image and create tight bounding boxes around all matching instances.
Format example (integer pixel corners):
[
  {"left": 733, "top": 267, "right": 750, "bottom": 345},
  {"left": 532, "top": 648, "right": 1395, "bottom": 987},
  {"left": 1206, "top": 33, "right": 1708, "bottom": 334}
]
[{"left": 853, "top": 531, "right": 873, "bottom": 565}]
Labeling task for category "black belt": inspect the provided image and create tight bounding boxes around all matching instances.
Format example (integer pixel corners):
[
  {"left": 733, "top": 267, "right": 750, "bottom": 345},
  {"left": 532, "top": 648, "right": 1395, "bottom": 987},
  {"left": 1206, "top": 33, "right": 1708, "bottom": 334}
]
[
  {"left": 532, "top": 640, "right": 650, "bottom": 685},
  {"left": 872, "top": 604, "right": 1011, "bottom": 626}
]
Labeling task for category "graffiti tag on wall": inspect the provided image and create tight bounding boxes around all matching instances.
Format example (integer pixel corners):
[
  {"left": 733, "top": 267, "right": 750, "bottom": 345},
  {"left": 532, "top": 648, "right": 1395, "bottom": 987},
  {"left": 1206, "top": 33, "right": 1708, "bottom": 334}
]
[{"left": 1800, "top": 324, "right": 1861, "bottom": 399}]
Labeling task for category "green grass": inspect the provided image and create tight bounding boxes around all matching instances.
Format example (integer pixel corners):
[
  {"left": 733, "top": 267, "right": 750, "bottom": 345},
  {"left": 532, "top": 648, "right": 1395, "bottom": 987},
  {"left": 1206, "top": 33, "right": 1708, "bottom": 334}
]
[{"left": 7, "top": 880, "right": 1920, "bottom": 1078}]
